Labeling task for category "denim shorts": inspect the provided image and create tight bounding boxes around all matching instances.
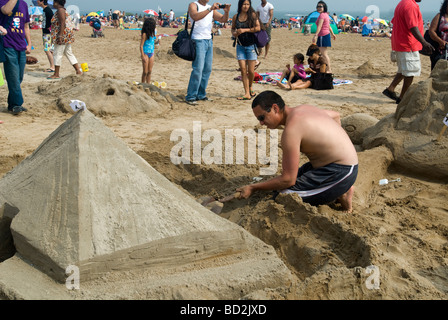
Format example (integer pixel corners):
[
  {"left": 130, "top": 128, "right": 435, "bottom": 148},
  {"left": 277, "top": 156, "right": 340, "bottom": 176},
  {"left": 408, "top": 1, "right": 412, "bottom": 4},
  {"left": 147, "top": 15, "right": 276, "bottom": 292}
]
[
  {"left": 316, "top": 33, "right": 331, "bottom": 48},
  {"left": 236, "top": 44, "right": 258, "bottom": 61}
]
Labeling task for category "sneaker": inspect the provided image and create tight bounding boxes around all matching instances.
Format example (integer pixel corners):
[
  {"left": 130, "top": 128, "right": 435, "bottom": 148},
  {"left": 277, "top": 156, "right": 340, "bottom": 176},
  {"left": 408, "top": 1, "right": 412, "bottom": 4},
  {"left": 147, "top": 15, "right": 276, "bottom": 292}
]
[
  {"left": 382, "top": 88, "right": 399, "bottom": 102},
  {"left": 185, "top": 100, "right": 198, "bottom": 105},
  {"left": 11, "top": 106, "right": 27, "bottom": 115},
  {"left": 199, "top": 97, "right": 213, "bottom": 102},
  {"left": 396, "top": 98, "right": 402, "bottom": 104}
]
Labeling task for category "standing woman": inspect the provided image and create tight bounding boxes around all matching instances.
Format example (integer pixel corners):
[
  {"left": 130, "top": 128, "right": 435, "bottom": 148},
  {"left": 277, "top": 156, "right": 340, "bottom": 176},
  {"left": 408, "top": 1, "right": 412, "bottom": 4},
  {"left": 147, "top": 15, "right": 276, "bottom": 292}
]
[
  {"left": 232, "top": 0, "right": 261, "bottom": 100},
  {"left": 48, "top": 0, "right": 82, "bottom": 80},
  {"left": 312, "top": 1, "right": 336, "bottom": 74},
  {"left": 428, "top": 0, "right": 448, "bottom": 70}
]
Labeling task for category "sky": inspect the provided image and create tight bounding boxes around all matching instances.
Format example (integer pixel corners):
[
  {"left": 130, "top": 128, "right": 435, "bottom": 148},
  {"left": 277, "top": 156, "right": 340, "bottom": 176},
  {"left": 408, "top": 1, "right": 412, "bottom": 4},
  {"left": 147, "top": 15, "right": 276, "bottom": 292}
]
[{"left": 26, "top": 0, "right": 443, "bottom": 17}]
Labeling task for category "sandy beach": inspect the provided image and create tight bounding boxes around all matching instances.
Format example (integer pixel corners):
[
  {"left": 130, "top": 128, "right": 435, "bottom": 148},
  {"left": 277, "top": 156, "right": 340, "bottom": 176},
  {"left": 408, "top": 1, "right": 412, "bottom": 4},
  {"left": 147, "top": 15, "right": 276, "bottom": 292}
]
[{"left": 0, "top": 23, "right": 447, "bottom": 300}]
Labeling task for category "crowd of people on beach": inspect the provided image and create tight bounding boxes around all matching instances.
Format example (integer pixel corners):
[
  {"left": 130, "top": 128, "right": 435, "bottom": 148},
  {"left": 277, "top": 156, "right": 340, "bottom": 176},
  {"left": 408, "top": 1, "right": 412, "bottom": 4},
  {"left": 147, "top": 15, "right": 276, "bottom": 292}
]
[{"left": 1, "top": 0, "right": 448, "bottom": 213}]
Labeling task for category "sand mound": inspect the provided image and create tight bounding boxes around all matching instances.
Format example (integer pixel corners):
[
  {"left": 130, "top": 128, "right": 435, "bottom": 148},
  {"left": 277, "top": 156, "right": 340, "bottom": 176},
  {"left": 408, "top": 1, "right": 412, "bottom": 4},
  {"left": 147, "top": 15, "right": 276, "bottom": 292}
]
[
  {"left": 362, "top": 59, "right": 448, "bottom": 179},
  {"left": 355, "top": 60, "right": 386, "bottom": 78},
  {"left": 36, "top": 74, "right": 171, "bottom": 116}
]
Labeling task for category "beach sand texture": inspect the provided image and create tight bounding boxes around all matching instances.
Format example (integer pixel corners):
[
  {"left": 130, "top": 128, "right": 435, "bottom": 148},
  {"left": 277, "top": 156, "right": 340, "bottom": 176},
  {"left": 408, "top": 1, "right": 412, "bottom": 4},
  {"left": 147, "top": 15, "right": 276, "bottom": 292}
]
[{"left": 0, "top": 24, "right": 447, "bottom": 299}]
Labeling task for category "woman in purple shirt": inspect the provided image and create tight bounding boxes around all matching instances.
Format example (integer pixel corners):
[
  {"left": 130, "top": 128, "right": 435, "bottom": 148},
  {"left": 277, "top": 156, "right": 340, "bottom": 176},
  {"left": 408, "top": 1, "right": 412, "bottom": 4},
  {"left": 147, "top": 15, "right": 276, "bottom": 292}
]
[
  {"left": 0, "top": 0, "right": 31, "bottom": 115},
  {"left": 312, "top": 1, "right": 336, "bottom": 73}
]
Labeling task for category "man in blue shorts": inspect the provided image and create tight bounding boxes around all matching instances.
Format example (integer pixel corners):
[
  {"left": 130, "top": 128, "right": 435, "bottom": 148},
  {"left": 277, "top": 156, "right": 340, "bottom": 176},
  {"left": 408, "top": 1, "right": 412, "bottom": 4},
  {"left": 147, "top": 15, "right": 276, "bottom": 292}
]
[{"left": 237, "top": 91, "right": 359, "bottom": 213}]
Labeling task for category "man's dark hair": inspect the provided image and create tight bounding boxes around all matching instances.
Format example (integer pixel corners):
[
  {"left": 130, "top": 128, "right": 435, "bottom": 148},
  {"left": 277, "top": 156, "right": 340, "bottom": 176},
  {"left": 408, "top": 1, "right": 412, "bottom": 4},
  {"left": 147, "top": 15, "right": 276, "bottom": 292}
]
[
  {"left": 54, "top": 0, "right": 66, "bottom": 6},
  {"left": 252, "top": 91, "right": 285, "bottom": 111}
]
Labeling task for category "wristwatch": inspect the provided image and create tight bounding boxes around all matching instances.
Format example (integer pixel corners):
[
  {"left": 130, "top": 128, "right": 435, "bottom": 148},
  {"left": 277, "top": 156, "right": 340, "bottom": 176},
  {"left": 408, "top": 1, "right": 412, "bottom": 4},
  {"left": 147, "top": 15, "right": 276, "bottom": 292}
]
[{"left": 207, "top": 7, "right": 212, "bottom": 12}]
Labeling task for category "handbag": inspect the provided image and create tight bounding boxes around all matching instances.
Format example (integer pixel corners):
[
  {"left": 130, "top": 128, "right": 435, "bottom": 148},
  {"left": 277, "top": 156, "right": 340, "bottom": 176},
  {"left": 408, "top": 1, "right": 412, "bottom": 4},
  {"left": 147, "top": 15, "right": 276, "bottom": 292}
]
[
  {"left": 311, "top": 73, "right": 334, "bottom": 90},
  {"left": 0, "top": 0, "right": 21, "bottom": 63},
  {"left": 420, "top": 14, "right": 442, "bottom": 56},
  {"left": 254, "top": 29, "right": 269, "bottom": 48},
  {"left": 172, "top": 8, "right": 196, "bottom": 61}
]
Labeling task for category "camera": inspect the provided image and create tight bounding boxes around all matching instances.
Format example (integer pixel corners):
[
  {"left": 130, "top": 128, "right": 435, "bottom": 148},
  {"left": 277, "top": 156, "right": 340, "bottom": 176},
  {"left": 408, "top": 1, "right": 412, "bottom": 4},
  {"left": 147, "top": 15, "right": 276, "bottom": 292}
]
[{"left": 219, "top": 4, "right": 226, "bottom": 9}]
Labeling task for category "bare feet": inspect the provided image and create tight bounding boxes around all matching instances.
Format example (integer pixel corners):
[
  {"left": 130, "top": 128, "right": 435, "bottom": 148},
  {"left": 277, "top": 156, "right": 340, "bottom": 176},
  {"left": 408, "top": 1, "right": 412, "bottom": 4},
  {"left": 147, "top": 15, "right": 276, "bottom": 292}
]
[
  {"left": 338, "top": 186, "right": 355, "bottom": 213},
  {"left": 276, "top": 80, "right": 290, "bottom": 89}
]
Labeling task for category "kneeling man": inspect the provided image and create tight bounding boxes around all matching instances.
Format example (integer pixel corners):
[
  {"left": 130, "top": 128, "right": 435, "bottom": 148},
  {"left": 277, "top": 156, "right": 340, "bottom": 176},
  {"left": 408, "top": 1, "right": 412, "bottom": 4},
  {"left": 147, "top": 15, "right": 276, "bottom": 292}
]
[{"left": 237, "top": 90, "right": 358, "bottom": 212}]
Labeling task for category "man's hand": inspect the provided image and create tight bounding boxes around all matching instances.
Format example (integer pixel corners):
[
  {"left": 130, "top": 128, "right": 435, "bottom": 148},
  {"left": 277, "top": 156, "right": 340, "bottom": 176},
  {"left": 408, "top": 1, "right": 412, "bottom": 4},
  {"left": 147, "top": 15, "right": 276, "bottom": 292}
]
[
  {"left": 236, "top": 185, "right": 254, "bottom": 199},
  {"left": 422, "top": 40, "right": 435, "bottom": 55}
]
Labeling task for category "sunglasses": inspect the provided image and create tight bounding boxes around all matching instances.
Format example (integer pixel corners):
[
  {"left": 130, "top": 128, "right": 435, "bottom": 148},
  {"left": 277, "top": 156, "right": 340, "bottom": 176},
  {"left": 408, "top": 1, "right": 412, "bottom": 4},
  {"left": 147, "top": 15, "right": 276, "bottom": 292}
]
[{"left": 257, "top": 107, "right": 272, "bottom": 122}]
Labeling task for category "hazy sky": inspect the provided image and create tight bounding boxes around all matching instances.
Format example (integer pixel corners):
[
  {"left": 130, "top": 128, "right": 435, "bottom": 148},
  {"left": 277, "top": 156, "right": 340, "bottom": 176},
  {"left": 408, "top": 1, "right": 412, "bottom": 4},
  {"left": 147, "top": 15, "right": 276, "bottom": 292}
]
[{"left": 26, "top": 0, "right": 443, "bottom": 16}]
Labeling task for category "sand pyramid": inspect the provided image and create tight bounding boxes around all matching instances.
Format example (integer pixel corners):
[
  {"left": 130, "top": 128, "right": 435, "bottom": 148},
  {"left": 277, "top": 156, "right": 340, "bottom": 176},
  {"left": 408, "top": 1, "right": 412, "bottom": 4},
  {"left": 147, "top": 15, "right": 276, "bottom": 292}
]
[{"left": 0, "top": 109, "right": 289, "bottom": 288}]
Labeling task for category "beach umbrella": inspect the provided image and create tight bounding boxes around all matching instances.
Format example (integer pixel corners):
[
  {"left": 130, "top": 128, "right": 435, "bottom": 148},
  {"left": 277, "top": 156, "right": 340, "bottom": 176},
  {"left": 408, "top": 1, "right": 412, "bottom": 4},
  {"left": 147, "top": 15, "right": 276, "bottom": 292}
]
[
  {"left": 29, "top": 6, "right": 43, "bottom": 15},
  {"left": 374, "top": 18, "right": 388, "bottom": 26},
  {"left": 339, "top": 14, "right": 355, "bottom": 21},
  {"left": 361, "top": 16, "right": 371, "bottom": 23},
  {"left": 143, "top": 9, "right": 159, "bottom": 16},
  {"left": 290, "top": 18, "right": 298, "bottom": 22},
  {"left": 87, "top": 12, "right": 100, "bottom": 17}
]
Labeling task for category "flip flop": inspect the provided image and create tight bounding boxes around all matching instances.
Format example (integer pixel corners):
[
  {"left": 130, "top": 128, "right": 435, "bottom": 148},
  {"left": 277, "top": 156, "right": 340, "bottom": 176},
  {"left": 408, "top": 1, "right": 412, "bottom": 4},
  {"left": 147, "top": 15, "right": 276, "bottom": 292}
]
[
  {"left": 250, "top": 90, "right": 256, "bottom": 97},
  {"left": 45, "top": 68, "right": 55, "bottom": 73},
  {"left": 47, "top": 76, "right": 61, "bottom": 80},
  {"left": 254, "top": 61, "right": 261, "bottom": 70},
  {"left": 237, "top": 96, "right": 251, "bottom": 100}
]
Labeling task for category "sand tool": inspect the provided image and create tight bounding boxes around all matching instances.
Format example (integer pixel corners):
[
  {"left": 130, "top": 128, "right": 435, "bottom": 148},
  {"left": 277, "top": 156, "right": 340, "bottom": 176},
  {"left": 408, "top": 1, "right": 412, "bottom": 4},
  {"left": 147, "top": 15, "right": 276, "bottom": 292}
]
[{"left": 197, "top": 192, "right": 241, "bottom": 214}]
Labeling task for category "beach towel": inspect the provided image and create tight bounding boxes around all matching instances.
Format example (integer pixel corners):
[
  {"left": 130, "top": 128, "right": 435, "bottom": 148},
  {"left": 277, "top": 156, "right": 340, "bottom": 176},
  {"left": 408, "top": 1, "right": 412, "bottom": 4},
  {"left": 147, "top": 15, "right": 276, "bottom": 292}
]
[{"left": 234, "top": 72, "right": 353, "bottom": 86}]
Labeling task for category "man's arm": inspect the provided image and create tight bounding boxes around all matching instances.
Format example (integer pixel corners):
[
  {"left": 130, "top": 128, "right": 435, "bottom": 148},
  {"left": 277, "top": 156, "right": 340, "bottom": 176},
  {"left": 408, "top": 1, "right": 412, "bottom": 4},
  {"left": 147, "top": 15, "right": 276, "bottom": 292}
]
[
  {"left": 1, "top": 0, "right": 17, "bottom": 16},
  {"left": 24, "top": 22, "right": 31, "bottom": 54},
  {"left": 411, "top": 26, "right": 434, "bottom": 54},
  {"left": 237, "top": 127, "right": 301, "bottom": 199}
]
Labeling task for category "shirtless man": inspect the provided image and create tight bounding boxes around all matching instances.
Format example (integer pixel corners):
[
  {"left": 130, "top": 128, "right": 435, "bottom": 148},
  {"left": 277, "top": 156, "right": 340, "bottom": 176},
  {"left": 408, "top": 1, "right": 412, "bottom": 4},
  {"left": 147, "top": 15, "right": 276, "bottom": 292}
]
[{"left": 237, "top": 90, "right": 358, "bottom": 213}]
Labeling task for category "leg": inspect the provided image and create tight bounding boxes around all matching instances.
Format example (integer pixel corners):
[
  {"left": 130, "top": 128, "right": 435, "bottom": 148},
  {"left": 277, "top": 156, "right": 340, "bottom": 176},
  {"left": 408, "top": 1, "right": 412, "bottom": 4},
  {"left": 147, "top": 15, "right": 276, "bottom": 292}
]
[
  {"left": 319, "top": 47, "right": 332, "bottom": 73},
  {"left": 50, "top": 44, "right": 64, "bottom": 78},
  {"left": 141, "top": 54, "right": 150, "bottom": 83},
  {"left": 146, "top": 54, "right": 155, "bottom": 84},
  {"left": 337, "top": 186, "right": 355, "bottom": 213},
  {"left": 275, "top": 80, "right": 291, "bottom": 89},
  {"left": 399, "top": 76, "right": 414, "bottom": 100},
  {"left": 387, "top": 73, "right": 404, "bottom": 93},
  {"left": 238, "top": 60, "right": 251, "bottom": 99},
  {"left": 247, "top": 59, "right": 256, "bottom": 96},
  {"left": 186, "top": 39, "right": 206, "bottom": 102},
  {"left": 197, "top": 39, "right": 213, "bottom": 100},
  {"left": 290, "top": 80, "right": 312, "bottom": 90},
  {"left": 64, "top": 44, "right": 82, "bottom": 75},
  {"left": 3, "top": 47, "right": 25, "bottom": 109},
  {"left": 264, "top": 42, "right": 270, "bottom": 58}
]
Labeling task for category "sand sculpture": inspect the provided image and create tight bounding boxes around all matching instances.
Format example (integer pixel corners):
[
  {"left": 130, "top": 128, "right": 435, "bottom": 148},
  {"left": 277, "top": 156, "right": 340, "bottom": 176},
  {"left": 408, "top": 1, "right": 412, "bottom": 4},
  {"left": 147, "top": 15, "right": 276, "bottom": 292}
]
[
  {"left": 0, "top": 109, "right": 294, "bottom": 299},
  {"left": 362, "top": 59, "right": 448, "bottom": 179}
]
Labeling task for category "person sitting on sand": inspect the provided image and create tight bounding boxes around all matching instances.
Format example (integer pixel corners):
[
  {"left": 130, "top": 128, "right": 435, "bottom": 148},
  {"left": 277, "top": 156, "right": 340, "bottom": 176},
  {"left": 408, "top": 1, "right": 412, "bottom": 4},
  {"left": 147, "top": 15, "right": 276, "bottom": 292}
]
[
  {"left": 277, "top": 44, "right": 328, "bottom": 90},
  {"left": 236, "top": 90, "right": 358, "bottom": 213},
  {"left": 276, "top": 53, "right": 306, "bottom": 90}
]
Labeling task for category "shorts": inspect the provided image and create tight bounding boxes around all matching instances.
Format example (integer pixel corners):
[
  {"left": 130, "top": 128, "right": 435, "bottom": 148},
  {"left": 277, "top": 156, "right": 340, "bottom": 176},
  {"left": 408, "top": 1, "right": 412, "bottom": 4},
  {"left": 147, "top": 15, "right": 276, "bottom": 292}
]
[
  {"left": 42, "top": 34, "right": 54, "bottom": 52},
  {"left": 281, "top": 162, "right": 358, "bottom": 206},
  {"left": 316, "top": 33, "right": 331, "bottom": 48},
  {"left": 236, "top": 44, "right": 258, "bottom": 61},
  {"left": 396, "top": 51, "right": 421, "bottom": 77},
  {"left": 112, "top": 13, "right": 118, "bottom": 20}
]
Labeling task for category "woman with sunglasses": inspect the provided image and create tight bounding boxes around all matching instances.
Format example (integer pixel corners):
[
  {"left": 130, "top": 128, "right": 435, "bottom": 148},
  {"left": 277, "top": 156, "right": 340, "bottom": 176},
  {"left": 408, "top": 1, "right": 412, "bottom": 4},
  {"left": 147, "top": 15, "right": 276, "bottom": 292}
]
[{"left": 312, "top": 1, "right": 336, "bottom": 73}]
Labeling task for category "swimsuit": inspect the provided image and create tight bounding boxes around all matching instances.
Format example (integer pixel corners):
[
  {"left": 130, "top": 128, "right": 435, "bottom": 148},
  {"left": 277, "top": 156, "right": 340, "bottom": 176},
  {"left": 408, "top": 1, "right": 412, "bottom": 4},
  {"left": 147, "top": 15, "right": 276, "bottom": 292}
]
[{"left": 281, "top": 162, "right": 358, "bottom": 206}]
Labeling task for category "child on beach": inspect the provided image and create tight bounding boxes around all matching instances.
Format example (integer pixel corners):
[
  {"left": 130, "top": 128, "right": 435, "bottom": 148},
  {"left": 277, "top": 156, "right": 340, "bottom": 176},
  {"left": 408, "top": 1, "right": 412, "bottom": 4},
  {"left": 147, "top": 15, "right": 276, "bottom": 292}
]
[
  {"left": 277, "top": 44, "right": 328, "bottom": 90},
  {"left": 140, "top": 18, "right": 158, "bottom": 84},
  {"left": 276, "top": 53, "right": 306, "bottom": 89}
]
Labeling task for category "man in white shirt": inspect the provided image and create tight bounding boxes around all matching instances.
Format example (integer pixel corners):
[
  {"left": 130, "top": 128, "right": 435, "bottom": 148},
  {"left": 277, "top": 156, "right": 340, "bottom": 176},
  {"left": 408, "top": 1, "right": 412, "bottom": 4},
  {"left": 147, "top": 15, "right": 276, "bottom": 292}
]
[
  {"left": 185, "top": 1, "right": 230, "bottom": 105},
  {"left": 256, "top": 0, "right": 274, "bottom": 58}
]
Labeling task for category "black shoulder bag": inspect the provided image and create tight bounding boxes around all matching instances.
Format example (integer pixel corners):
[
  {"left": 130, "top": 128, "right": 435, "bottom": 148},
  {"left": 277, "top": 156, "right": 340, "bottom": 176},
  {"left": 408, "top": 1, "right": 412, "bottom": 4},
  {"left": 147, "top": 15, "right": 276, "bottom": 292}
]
[
  {"left": 0, "top": 0, "right": 21, "bottom": 63},
  {"left": 420, "top": 14, "right": 442, "bottom": 56},
  {"left": 172, "top": 7, "right": 196, "bottom": 61}
]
